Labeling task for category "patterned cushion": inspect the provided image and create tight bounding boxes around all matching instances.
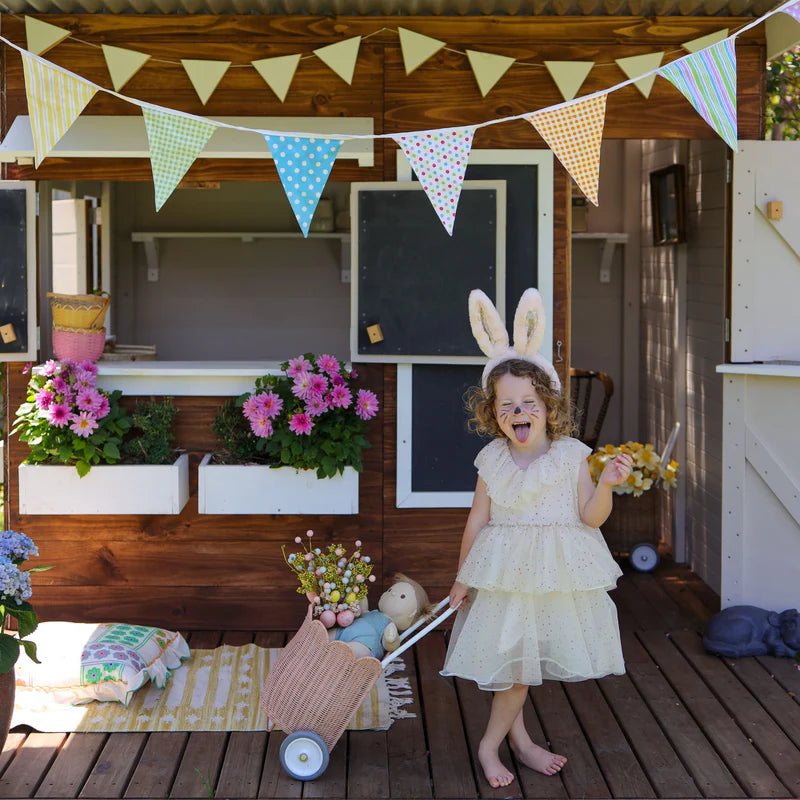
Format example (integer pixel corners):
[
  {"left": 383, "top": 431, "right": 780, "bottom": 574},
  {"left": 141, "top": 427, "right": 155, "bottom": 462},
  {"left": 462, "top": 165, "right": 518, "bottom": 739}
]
[{"left": 15, "top": 621, "right": 191, "bottom": 706}]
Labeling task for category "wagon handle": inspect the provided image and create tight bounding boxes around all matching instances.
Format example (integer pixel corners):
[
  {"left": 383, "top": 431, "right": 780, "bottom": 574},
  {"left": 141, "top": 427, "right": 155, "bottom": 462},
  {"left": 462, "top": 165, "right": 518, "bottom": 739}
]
[
  {"left": 660, "top": 421, "right": 681, "bottom": 469},
  {"left": 380, "top": 598, "right": 456, "bottom": 669}
]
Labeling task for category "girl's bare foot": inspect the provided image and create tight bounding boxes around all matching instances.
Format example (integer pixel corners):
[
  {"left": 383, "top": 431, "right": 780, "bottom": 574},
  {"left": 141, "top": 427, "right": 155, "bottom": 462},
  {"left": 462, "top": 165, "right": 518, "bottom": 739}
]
[
  {"left": 511, "top": 741, "right": 567, "bottom": 776},
  {"left": 478, "top": 740, "right": 515, "bottom": 788}
]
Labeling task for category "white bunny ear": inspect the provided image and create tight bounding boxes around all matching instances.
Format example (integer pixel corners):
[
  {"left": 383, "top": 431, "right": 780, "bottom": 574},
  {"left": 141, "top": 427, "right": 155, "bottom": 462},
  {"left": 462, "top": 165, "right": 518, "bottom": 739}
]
[
  {"left": 469, "top": 289, "right": 508, "bottom": 357},
  {"left": 512, "top": 288, "right": 546, "bottom": 358}
]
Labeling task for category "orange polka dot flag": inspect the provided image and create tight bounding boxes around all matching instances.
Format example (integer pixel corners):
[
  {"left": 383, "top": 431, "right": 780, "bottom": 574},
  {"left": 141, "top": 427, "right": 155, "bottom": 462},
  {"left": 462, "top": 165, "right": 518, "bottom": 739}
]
[{"left": 525, "top": 94, "right": 608, "bottom": 206}]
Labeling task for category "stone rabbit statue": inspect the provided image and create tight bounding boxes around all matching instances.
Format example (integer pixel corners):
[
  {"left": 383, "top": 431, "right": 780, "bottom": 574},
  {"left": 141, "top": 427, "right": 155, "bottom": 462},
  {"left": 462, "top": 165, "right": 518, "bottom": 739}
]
[{"left": 702, "top": 605, "right": 800, "bottom": 658}]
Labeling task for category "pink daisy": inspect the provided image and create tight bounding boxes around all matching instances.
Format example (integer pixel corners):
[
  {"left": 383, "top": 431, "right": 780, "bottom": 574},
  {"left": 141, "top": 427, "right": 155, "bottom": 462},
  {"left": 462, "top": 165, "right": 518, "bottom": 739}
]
[
  {"left": 289, "top": 412, "right": 314, "bottom": 436},
  {"left": 42, "top": 359, "right": 60, "bottom": 377},
  {"left": 331, "top": 373, "right": 346, "bottom": 387},
  {"left": 329, "top": 385, "right": 352, "bottom": 409},
  {"left": 287, "top": 355, "right": 313, "bottom": 378},
  {"left": 308, "top": 373, "right": 328, "bottom": 397},
  {"left": 51, "top": 377, "right": 67, "bottom": 393},
  {"left": 47, "top": 403, "right": 71, "bottom": 428},
  {"left": 70, "top": 412, "right": 98, "bottom": 439},
  {"left": 291, "top": 371, "right": 316, "bottom": 401},
  {"left": 242, "top": 394, "right": 261, "bottom": 422},
  {"left": 250, "top": 414, "right": 274, "bottom": 438},
  {"left": 79, "top": 360, "right": 98, "bottom": 376},
  {"left": 34, "top": 389, "right": 54, "bottom": 410},
  {"left": 95, "top": 395, "right": 110, "bottom": 420},
  {"left": 76, "top": 389, "right": 103, "bottom": 413},
  {"left": 316, "top": 354, "right": 340, "bottom": 376},
  {"left": 356, "top": 389, "right": 379, "bottom": 420},
  {"left": 255, "top": 391, "right": 283, "bottom": 420},
  {"left": 350, "top": 368, "right": 359, "bottom": 380},
  {"left": 305, "top": 394, "right": 328, "bottom": 417}
]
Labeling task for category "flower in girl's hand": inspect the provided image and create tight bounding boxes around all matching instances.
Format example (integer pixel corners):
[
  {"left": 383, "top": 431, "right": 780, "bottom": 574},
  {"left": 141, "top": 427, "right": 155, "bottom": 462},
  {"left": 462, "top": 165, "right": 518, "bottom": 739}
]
[{"left": 587, "top": 441, "right": 680, "bottom": 497}]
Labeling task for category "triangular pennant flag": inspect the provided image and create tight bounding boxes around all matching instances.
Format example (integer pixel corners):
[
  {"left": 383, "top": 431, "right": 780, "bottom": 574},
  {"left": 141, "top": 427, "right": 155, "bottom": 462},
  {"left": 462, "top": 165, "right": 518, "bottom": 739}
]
[
  {"left": 21, "top": 52, "right": 97, "bottom": 168},
  {"left": 398, "top": 28, "right": 445, "bottom": 75},
  {"left": 181, "top": 59, "right": 231, "bottom": 105},
  {"left": 544, "top": 60, "right": 594, "bottom": 102},
  {"left": 615, "top": 52, "right": 665, "bottom": 99},
  {"left": 251, "top": 54, "right": 301, "bottom": 102},
  {"left": 526, "top": 94, "right": 607, "bottom": 206},
  {"left": 142, "top": 107, "right": 218, "bottom": 211},
  {"left": 466, "top": 50, "right": 516, "bottom": 97},
  {"left": 24, "top": 17, "right": 71, "bottom": 56},
  {"left": 101, "top": 44, "right": 151, "bottom": 92},
  {"left": 313, "top": 37, "right": 361, "bottom": 85},
  {"left": 392, "top": 128, "right": 475, "bottom": 236},
  {"left": 682, "top": 29, "right": 729, "bottom": 53},
  {"left": 660, "top": 40, "right": 738, "bottom": 151},
  {"left": 264, "top": 135, "right": 343, "bottom": 237},
  {"left": 783, "top": 0, "right": 800, "bottom": 22}
]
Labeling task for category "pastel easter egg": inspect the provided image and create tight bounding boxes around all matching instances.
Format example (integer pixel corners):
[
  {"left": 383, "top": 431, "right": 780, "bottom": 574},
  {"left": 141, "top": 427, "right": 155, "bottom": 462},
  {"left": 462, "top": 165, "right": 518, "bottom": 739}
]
[
  {"left": 329, "top": 590, "right": 341, "bottom": 602},
  {"left": 337, "top": 610, "right": 355, "bottom": 627},
  {"left": 346, "top": 592, "right": 357, "bottom": 604},
  {"left": 319, "top": 610, "right": 336, "bottom": 628}
]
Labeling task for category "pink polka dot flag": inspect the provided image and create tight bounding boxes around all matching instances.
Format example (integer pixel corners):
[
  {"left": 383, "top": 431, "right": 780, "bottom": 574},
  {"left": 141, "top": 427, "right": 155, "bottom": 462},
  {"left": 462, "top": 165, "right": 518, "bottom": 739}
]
[
  {"left": 264, "top": 134, "right": 343, "bottom": 237},
  {"left": 525, "top": 94, "right": 608, "bottom": 206},
  {"left": 393, "top": 127, "right": 475, "bottom": 236}
]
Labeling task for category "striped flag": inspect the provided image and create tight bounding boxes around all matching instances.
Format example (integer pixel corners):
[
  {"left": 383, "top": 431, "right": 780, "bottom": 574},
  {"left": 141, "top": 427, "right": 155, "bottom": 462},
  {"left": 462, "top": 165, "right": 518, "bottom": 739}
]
[
  {"left": 660, "top": 39, "right": 738, "bottom": 151},
  {"left": 21, "top": 52, "right": 97, "bottom": 167}
]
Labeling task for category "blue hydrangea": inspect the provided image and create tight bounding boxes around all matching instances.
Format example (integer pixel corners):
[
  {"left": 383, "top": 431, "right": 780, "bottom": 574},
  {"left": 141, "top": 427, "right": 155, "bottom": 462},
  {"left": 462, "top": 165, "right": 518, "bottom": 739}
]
[
  {"left": 0, "top": 560, "right": 33, "bottom": 604},
  {"left": 0, "top": 530, "right": 39, "bottom": 563}
]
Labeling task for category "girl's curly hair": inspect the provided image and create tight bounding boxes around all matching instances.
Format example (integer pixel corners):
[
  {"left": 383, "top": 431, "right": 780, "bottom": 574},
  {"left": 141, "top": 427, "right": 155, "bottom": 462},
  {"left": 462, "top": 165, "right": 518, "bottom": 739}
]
[{"left": 466, "top": 359, "right": 574, "bottom": 440}]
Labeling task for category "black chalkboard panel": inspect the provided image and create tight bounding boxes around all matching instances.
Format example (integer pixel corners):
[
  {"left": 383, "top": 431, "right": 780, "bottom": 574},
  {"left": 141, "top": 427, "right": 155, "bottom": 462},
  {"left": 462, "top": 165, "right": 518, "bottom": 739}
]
[
  {"left": 411, "top": 363, "right": 487, "bottom": 493},
  {"left": 355, "top": 183, "right": 500, "bottom": 359},
  {"left": 0, "top": 187, "right": 30, "bottom": 356}
]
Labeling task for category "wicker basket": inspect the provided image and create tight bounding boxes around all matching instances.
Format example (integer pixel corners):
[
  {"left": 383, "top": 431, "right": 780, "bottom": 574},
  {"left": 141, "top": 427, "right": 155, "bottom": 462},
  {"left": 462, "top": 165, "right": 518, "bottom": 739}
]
[
  {"left": 52, "top": 325, "right": 106, "bottom": 362},
  {"left": 601, "top": 489, "right": 662, "bottom": 555},
  {"left": 47, "top": 292, "right": 110, "bottom": 330}
]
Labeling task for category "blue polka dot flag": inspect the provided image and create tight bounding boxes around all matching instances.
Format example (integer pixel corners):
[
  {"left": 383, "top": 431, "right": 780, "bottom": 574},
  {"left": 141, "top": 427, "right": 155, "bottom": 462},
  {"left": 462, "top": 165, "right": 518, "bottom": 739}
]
[{"left": 264, "top": 135, "right": 344, "bottom": 237}]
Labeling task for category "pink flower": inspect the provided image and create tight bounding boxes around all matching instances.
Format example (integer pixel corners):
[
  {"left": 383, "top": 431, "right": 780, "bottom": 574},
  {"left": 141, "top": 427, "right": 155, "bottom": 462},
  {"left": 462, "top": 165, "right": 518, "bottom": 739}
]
[
  {"left": 242, "top": 394, "right": 261, "bottom": 422},
  {"left": 289, "top": 412, "right": 314, "bottom": 435},
  {"left": 51, "top": 376, "right": 67, "bottom": 393},
  {"left": 308, "top": 373, "right": 328, "bottom": 397},
  {"left": 95, "top": 395, "right": 110, "bottom": 420},
  {"left": 76, "top": 389, "right": 103, "bottom": 413},
  {"left": 79, "top": 360, "right": 98, "bottom": 376},
  {"left": 34, "top": 389, "right": 54, "bottom": 410},
  {"left": 292, "top": 371, "right": 316, "bottom": 401},
  {"left": 329, "top": 385, "right": 352, "bottom": 409},
  {"left": 316, "top": 354, "right": 340, "bottom": 376},
  {"left": 287, "top": 356, "right": 313, "bottom": 378},
  {"left": 22, "top": 362, "right": 32, "bottom": 375},
  {"left": 305, "top": 395, "right": 328, "bottom": 417},
  {"left": 42, "top": 360, "right": 59, "bottom": 377},
  {"left": 350, "top": 368, "right": 359, "bottom": 380},
  {"left": 47, "top": 403, "right": 71, "bottom": 428},
  {"left": 356, "top": 389, "right": 379, "bottom": 420},
  {"left": 250, "top": 414, "right": 274, "bottom": 438},
  {"left": 331, "top": 373, "right": 346, "bottom": 387},
  {"left": 256, "top": 391, "right": 283, "bottom": 420},
  {"left": 70, "top": 412, "right": 98, "bottom": 438}
]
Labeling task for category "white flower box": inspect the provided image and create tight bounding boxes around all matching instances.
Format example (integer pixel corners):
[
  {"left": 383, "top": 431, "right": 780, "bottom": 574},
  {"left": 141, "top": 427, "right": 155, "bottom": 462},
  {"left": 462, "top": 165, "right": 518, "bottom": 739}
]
[
  {"left": 18, "top": 454, "right": 190, "bottom": 515},
  {"left": 197, "top": 454, "right": 359, "bottom": 515}
]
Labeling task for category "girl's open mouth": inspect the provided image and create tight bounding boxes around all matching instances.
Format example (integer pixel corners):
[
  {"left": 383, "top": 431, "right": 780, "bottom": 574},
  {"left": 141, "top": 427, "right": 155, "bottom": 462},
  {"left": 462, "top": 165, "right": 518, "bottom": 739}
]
[{"left": 512, "top": 422, "right": 531, "bottom": 443}]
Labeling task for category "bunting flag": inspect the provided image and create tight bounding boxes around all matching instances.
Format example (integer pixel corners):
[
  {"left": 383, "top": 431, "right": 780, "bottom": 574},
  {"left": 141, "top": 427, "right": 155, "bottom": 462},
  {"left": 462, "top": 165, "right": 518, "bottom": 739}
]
[
  {"left": 313, "top": 37, "right": 361, "bottom": 85},
  {"left": 101, "top": 44, "right": 151, "bottom": 92},
  {"left": 782, "top": 0, "right": 800, "bottom": 22},
  {"left": 526, "top": 93, "right": 607, "bottom": 206},
  {"left": 181, "top": 59, "right": 231, "bottom": 105},
  {"left": 544, "top": 60, "right": 594, "bottom": 102},
  {"left": 682, "top": 29, "right": 729, "bottom": 54},
  {"left": 142, "top": 107, "right": 219, "bottom": 210},
  {"left": 398, "top": 28, "right": 445, "bottom": 75},
  {"left": 393, "top": 127, "right": 475, "bottom": 236},
  {"left": 466, "top": 50, "right": 515, "bottom": 97},
  {"left": 264, "top": 135, "right": 343, "bottom": 237},
  {"left": 24, "top": 17, "right": 70, "bottom": 56},
  {"left": 251, "top": 54, "right": 301, "bottom": 102},
  {"left": 659, "top": 39, "right": 738, "bottom": 151},
  {"left": 21, "top": 52, "right": 98, "bottom": 168},
  {"left": 615, "top": 52, "right": 664, "bottom": 99}
]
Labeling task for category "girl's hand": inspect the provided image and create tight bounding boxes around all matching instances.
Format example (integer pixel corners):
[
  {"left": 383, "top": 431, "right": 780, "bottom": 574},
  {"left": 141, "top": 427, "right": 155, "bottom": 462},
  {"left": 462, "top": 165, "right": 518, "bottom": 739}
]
[
  {"left": 599, "top": 453, "right": 633, "bottom": 487},
  {"left": 449, "top": 580, "right": 469, "bottom": 609}
]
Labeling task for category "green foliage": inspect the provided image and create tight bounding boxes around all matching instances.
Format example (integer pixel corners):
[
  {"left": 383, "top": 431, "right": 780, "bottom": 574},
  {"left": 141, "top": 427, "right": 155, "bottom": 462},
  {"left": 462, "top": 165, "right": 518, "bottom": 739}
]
[
  {"left": 211, "top": 400, "right": 264, "bottom": 464},
  {"left": 766, "top": 47, "right": 800, "bottom": 140},
  {"left": 122, "top": 398, "right": 179, "bottom": 465}
]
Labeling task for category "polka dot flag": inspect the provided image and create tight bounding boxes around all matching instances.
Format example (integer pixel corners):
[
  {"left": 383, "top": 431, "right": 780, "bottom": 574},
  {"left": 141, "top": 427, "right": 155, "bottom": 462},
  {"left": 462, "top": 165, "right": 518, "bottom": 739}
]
[
  {"left": 784, "top": 0, "right": 800, "bottom": 23},
  {"left": 264, "top": 135, "right": 343, "bottom": 237},
  {"left": 393, "top": 127, "right": 475, "bottom": 236},
  {"left": 525, "top": 94, "right": 607, "bottom": 206}
]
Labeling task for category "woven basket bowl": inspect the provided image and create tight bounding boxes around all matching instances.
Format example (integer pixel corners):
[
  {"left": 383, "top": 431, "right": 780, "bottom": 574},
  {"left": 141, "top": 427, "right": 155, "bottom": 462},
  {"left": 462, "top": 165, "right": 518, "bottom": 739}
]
[
  {"left": 52, "top": 326, "right": 107, "bottom": 363},
  {"left": 47, "top": 292, "right": 110, "bottom": 330}
]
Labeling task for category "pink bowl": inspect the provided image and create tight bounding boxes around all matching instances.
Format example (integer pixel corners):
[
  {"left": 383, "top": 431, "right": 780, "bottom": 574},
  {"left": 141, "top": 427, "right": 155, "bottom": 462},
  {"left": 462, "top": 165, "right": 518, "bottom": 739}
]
[{"left": 52, "top": 327, "right": 106, "bottom": 362}]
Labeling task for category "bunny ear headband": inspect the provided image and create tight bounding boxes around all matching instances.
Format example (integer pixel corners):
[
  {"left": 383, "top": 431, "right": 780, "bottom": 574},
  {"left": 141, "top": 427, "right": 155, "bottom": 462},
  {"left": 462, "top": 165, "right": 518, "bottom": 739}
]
[{"left": 469, "top": 287, "right": 561, "bottom": 394}]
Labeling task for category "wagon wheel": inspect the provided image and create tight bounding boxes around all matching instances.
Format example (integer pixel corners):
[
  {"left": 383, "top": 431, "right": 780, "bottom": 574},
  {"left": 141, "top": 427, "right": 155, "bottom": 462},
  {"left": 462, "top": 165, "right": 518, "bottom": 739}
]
[
  {"left": 629, "top": 542, "right": 660, "bottom": 572},
  {"left": 279, "top": 730, "right": 330, "bottom": 781}
]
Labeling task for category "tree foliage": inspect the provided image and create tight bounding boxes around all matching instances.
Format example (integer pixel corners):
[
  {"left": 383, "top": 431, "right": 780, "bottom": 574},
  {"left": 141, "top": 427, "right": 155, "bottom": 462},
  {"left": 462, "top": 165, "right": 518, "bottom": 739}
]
[{"left": 766, "top": 46, "right": 800, "bottom": 140}]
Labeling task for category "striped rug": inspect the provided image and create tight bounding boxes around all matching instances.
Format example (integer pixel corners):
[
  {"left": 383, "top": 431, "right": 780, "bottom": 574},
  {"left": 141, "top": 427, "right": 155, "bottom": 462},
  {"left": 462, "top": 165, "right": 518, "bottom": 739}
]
[{"left": 12, "top": 644, "right": 413, "bottom": 734}]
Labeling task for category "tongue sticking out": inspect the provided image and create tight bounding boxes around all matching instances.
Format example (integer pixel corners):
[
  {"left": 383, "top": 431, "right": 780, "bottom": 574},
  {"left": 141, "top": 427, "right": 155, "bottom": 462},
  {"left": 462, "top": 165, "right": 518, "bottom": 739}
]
[{"left": 513, "top": 423, "right": 531, "bottom": 443}]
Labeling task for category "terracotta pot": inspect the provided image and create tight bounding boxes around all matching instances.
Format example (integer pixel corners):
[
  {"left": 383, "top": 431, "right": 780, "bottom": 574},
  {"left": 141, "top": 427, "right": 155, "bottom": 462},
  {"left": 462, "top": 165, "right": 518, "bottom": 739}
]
[{"left": 0, "top": 669, "right": 14, "bottom": 753}]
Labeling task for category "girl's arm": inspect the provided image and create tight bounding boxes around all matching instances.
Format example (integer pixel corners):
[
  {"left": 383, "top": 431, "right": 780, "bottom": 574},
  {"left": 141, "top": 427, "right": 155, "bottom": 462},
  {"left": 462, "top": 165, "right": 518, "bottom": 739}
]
[
  {"left": 449, "top": 477, "right": 490, "bottom": 608},
  {"left": 577, "top": 454, "right": 633, "bottom": 528}
]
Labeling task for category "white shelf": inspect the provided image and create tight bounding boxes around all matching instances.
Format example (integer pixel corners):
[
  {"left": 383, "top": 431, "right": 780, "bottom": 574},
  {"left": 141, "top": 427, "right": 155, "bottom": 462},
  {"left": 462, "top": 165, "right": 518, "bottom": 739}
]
[{"left": 571, "top": 232, "right": 628, "bottom": 284}]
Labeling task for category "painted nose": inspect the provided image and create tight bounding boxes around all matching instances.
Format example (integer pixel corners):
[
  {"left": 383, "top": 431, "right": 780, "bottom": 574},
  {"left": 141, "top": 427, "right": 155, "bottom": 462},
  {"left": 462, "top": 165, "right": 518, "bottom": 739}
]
[{"left": 514, "top": 406, "right": 521, "bottom": 414}]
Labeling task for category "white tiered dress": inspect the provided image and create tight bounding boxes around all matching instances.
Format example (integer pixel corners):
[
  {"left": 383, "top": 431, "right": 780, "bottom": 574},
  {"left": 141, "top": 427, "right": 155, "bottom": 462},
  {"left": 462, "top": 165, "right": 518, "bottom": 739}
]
[{"left": 441, "top": 436, "right": 625, "bottom": 691}]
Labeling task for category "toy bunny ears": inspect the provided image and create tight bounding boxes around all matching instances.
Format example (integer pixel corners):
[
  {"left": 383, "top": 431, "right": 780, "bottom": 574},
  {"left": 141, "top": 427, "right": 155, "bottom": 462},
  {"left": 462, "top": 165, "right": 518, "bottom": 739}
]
[{"left": 469, "top": 288, "right": 561, "bottom": 393}]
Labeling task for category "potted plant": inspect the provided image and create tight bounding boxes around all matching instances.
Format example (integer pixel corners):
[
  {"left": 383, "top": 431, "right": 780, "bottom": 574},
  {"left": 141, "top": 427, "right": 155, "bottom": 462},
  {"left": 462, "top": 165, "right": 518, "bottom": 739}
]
[
  {"left": 1, "top": 530, "right": 51, "bottom": 751},
  {"left": 12, "top": 360, "right": 189, "bottom": 515},
  {"left": 199, "top": 353, "right": 380, "bottom": 515}
]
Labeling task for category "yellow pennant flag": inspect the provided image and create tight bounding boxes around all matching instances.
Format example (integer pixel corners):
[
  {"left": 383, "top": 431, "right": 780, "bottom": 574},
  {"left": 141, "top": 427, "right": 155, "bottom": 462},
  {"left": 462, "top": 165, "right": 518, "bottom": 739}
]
[
  {"left": 101, "top": 44, "right": 151, "bottom": 92},
  {"left": 682, "top": 29, "right": 729, "bottom": 53},
  {"left": 251, "top": 54, "right": 301, "bottom": 102},
  {"left": 544, "top": 60, "right": 594, "bottom": 102},
  {"left": 526, "top": 93, "right": 608, "bottom": 206},
  {"left": 181, "top": 59, "right": 231, "bottom": 105},
  {"left": 313, "top": 36, "right": 361, "bottom": 85},
  {"left": 398, "top": 28, "right": 445, "bottom": 75},
  {"left": 24, "top": 17, "right": 71, "bottom": 56},
  {"left": 21, "top": 52, "right": 97, "bottom": 167},
  {"left": 466, "top": 50, "right": 515, "bottom": 97},
  {"left": 615, "top": 52, "right": 664, "bottom": 99}
]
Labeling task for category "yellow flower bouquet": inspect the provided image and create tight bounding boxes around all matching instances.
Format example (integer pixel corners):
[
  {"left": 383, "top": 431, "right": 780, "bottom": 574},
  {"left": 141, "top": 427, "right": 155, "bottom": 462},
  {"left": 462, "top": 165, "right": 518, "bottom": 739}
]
[{"left": 588, "top": 441, "right": 679, "bottom": 497}]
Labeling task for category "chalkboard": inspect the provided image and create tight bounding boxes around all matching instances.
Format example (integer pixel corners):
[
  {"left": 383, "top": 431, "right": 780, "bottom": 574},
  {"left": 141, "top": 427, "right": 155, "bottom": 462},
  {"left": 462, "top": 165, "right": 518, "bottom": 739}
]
[
  {"left": 352, "top": 181, "right": 505, "bottom": 362},
  {"left": 0, "top": 184, "right": 33, "bottom": 358}
]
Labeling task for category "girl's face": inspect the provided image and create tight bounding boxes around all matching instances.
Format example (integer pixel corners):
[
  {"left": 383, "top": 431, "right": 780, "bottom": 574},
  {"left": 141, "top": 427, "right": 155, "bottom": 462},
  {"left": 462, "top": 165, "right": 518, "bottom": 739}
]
[{"left": 493, "top": 373, "right": 548, "bottom": 449}]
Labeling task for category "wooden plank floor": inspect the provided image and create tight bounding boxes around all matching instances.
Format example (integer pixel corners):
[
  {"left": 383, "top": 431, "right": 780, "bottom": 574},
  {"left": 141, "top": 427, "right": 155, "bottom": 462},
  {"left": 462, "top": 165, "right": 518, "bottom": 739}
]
[{"left": 3, "top": 560, "right": 800, "bottom": 800}]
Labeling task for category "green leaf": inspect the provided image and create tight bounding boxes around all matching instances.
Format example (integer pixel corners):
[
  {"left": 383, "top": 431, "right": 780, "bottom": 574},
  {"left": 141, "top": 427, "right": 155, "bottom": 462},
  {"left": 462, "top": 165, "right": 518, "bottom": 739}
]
[
  {"left": 0, "top": 635, "right": 20, "bottom": 674},
  {"left": 103, "top": 442, "right": 120, "bottom": 460},
  {"left": 19, "top": 639, "right": 40, "bottom": 664},
  {"left": 76, "top": 460, "right": 91, "bottom": 478},
  {"left": 14, "top": 608, "right": 38, "bottom": 639}
]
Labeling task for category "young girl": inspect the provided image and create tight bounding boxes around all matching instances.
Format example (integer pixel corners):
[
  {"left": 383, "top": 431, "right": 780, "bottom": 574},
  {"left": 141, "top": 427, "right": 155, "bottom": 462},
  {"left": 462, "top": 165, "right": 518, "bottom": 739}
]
[{"left": 441, "top": 288, "right": 633, "bottom": 789}]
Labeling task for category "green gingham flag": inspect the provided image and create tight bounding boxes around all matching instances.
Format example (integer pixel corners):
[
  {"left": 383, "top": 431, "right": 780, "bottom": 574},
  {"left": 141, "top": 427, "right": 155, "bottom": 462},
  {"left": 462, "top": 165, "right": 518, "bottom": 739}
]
[{"left": 142, "top": 107, "right": 219, "bottom": 210}]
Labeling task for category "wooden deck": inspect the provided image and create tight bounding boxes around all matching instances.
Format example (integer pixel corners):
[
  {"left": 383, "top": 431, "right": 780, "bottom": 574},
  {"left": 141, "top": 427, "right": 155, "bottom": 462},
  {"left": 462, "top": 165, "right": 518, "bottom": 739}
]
[{"left": 2, "top": 561, "right": 800, "bottom": 800}]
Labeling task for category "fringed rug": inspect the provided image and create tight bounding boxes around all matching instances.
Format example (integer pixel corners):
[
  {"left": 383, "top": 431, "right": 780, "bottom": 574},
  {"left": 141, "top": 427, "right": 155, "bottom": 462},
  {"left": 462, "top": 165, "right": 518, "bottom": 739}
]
[{"left": 11, "top": 644, "right": 415, "bottom": 734}]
